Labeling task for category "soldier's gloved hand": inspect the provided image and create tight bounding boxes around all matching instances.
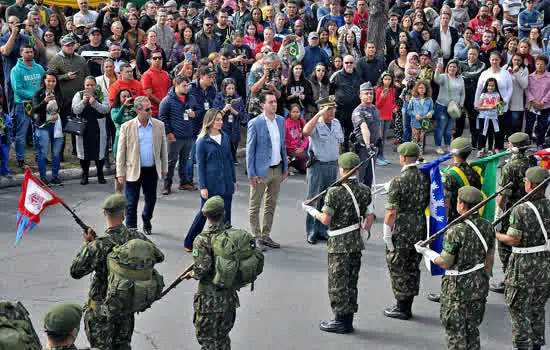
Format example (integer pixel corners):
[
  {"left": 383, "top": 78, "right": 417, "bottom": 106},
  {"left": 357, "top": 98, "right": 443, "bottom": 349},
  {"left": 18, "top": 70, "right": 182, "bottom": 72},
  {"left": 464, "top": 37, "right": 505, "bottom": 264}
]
[
  {"left": 383, "top": 182, "right": 391, "bottom": 192},
  {"left": 495, "top": 206, "right": 504, "bottom": 219},
  {"left": 383, "top": 223, "right": 395, "bottom": 252},
  {"left": 414, "top": 241, "right": 440, "bottom": 262},
  {"left": 302, "top": 202, "right": 321, "bottom": 218}
]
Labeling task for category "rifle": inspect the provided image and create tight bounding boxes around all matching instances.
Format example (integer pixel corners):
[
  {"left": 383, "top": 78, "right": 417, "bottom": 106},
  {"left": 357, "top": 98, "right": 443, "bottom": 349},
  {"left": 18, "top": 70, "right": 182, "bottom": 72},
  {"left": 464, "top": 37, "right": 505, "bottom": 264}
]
[
  {"left": 492, "top": 176, "right": 550, "bottom": 227},
  {"left": 304, "top": 148, "right": 377, "bottom": 206},
  {"left": 161, "top": 263, "right": 195, "bottom": 298},
  {"left": 419, "top": 182, "right": 513, "bottom": 247}
]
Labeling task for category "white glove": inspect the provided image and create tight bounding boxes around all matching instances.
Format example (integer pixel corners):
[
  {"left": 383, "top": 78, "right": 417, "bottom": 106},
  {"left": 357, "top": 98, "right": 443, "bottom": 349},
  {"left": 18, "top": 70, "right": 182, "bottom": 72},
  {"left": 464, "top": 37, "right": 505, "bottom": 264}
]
[
  {"left": 302, "top": 202, "right": 321, "bottom": 218},
  {"left": 366, "top": 201, "right": 374, "bottom": 215},
  {"left": 383, "top": 223, "right": 394, "bottom": 252},
  {"left": 495, "top": 206, "right": 504, "bottom": 219},
  {"left": 414, "top": 241, "right": 440, "bottom": 262},
  {"left": 383, "top": 182, "right": 391, "bottom": 192}
]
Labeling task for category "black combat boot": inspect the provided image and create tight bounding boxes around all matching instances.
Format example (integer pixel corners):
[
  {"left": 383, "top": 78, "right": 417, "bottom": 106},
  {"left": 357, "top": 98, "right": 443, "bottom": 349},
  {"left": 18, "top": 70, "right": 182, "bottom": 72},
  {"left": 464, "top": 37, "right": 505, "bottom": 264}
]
[
  {"left": 532, "top": 345, "right": 541, "bottom": 350},
  {"left": 383, "top": 300, "right": 412, "bottom": 320},
  {"left": 427, "top": 292, "right": 441, "bottom": 302},
  {"left": 96, "top": 159, "right": 106, "bottom": 184},
  {"left": 489, "top": 281, "right": 505, "bottom": 293},
  {"left": 80, "top": 160, "right": 89, "bottom": 185},
  {"left": 344, "top": 314, "right": 355, "bottom": 333},
  {"left": 319, "top": 314, "right": 353, "bottom": 334}
]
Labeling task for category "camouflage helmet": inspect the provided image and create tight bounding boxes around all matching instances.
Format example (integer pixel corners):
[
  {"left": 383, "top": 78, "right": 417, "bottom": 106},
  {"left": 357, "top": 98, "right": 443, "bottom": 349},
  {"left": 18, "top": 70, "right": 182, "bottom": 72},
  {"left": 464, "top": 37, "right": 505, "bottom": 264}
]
[
  {"left": 508, "top": 132, "right": 530, "bottom": 149},
  {"left": 450, "top": 137, "right": 472, "bottom": 157},
  {"left": 338, "top": 152, "right": 360, "bottom": 170},
  {"left": 202, "top": 196, "right": 225, "bottom": 214},
  {"left": 101, "top": 194, "right": 128, "bottom": 213},
  {"left": 43, "top": 303, "right": 82, "bottom": 333},
  {"left": 397, "top": 142, "right": 420, "bottom": 157},
  {"left": 458, "top": 186, "right": 484, "bottom": 205},
  {"left": 525, "top": 166, "right": 549, "bottom": 185}
]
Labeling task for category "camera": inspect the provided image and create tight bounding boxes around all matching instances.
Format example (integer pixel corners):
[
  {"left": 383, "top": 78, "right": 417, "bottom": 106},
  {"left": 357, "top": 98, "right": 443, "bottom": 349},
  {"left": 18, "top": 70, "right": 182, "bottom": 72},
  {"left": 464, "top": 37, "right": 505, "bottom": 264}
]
[
  {"left": 128, "top": 98, "right": 134, "bottom": 105},
  {"left": 16, "top": 23, "right": 25, "bottom": 29},
  {"left": 110, "top": 6, "right": 119, "bottom": 13}
]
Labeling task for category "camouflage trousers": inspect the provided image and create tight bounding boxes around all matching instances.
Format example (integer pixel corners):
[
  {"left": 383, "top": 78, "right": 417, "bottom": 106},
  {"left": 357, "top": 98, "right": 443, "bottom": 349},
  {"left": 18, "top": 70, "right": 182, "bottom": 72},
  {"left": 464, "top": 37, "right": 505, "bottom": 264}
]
[
  {"left": 328, "top": 252, "right": 362, "bottom": 316},
  {"left": 497, "top": 241, "right": 512, "bottom": 274},
  {"left": 83, "top": 304, "right": 134, "bottom": 350},
  {"left": 505, "top": 285, "right": 549, "bottom": 349},
  {"left": 386, "top": 248, "right": 422, "bottom": 300},
  {"left": 440, "top": 298, "right": 486, "bottom": 350},
  {"left": 194, "top": 308, "right": 236, "bottom": 350}
]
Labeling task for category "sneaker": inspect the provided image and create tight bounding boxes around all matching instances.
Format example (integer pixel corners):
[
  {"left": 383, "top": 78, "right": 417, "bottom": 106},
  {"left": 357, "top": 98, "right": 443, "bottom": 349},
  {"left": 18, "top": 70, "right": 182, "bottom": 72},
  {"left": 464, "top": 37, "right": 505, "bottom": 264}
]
[
  {"left": 263, "top": 236, "right": 281, "bottom": 248},
  {"left": 381, "top": 157, "right": 391, "bottom": 165},
  {"left": 162, "top": 188, "right": 171, "bottom": 195},
  {"left": 477, "top": 150, "right": 485, "bottom": 158},
  {"left": 50, "top": 176, "right": 63, "bottom": 186},
  {"left": 255, "top": 239, "right": 267, "bottom": 252},
  {"left": 435, "top": 147, "right": 445, "bottom": 155},
  {"left": 179, "top": 183, "right": 198, "bottom": 191},
  {"left": 376, "top": 158, "right": 388, "bottom": 166}
]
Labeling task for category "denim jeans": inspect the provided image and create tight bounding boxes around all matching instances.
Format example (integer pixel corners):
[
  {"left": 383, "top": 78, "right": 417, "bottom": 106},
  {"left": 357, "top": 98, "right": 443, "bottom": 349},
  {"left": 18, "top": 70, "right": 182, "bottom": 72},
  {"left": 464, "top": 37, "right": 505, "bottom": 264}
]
[
  {"left": 434, "top": 103, "right": 455, "bottom": 147},
  {"left": 305, "top": 161, "right": 337, "bottom": 239},
  {"left": 184, "top": 193, "right": 233, "bottom": 249},
  {"left": 402, "top": 102, "right": 411, "bottom": 142},
  {"left": 34, "top": 124, "right": 63, "bottom": 179},
  {"left": 125, "top": 166, "right": 158, "bottom": 229},
  {"left": 525, "top": 111, "right": 549, "bottom": 147},
  {"left": 14, "top": 103, "right": 32, "bottom": 160},
  {"left": 378, "top": 120, "right": 391, "bottom": 158},
  {"left": 164, "top": 136, "right": 195, "bottom": 189},
  {"left": 186, "top": 140, "right": 197, "bottom": 183}
]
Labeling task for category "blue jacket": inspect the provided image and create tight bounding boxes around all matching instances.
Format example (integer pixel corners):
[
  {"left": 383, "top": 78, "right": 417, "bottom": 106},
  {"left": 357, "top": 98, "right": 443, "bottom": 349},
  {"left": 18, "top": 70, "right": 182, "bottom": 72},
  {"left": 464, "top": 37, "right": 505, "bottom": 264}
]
[
  {"left": 518, "top": 10, "right": 544, "bottom": 39},
  {"left": 10, "top": 58, "right": 45, "bottom": 103},
  {"left": 246, "top": 113, "right": 289, "bottom": 178},
  {"left": 159, "top": 87, "right": 198, "bottom": 139},
  {"left": 453, "top": 38, "right": 480, "bottom": 61},
  {"left": 213, "top": 91, "right": 245, "bottom": 143},
  {"left": 406, "top": 97, "right": 434, "bottom": 129},
  {"left": 188, "top": 79, "right": 217, "bottom": 135},
  {"left": 302, "top": 46, "right": 330, "bottom": 77},
  {"left": 196, "top": 131, "right": 236, "bottom": 196}
]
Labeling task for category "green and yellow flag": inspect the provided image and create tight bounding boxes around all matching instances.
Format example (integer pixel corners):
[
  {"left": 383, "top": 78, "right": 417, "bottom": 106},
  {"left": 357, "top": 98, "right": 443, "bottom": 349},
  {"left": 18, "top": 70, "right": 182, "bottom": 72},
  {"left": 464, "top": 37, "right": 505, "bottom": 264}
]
[{"left": 470, "top": 151, "right": 509, "bottom": 222}]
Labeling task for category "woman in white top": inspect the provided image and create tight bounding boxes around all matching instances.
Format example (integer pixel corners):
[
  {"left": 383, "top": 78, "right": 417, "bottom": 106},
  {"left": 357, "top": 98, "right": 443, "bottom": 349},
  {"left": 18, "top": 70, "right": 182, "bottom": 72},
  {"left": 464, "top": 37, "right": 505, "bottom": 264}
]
[
  {"left": 502, "top": 53, "right": 529, "bottom": 137},
  {"left": 474, "top": 51, "right": 513, "bottom": 151},
  {"left": 95, "top": 59, "right": 119, "bottom": 168}
]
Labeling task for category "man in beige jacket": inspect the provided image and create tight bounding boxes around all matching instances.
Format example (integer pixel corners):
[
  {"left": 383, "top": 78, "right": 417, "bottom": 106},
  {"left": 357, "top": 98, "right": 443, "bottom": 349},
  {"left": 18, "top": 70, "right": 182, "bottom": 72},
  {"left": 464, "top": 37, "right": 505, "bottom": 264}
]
[{"left": 116, "top": 96, "right": 168, "bottom": 234}]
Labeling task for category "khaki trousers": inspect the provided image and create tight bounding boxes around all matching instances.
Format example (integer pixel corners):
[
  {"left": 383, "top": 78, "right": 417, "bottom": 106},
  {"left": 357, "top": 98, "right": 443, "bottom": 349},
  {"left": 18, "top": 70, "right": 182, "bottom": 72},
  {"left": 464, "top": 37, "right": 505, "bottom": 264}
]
[{"left": 249, "top": 164, "right": 282, "bottom": 238}]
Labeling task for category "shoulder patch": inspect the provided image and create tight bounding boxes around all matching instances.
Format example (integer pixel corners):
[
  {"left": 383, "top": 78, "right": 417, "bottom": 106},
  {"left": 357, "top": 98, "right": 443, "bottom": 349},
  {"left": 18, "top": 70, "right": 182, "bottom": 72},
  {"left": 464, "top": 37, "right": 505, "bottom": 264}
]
[
  {"left": 80, "top": 247, "right": 87, "bottom": 257},
  {"left": 509, "top": 215, "right": 515, "bottom": 225},
  {"left": 443, "top": 241, "right": 455, "bottom": 252},
  {"left": 192, "top": 248, "right": 199, "bottom": 257}
]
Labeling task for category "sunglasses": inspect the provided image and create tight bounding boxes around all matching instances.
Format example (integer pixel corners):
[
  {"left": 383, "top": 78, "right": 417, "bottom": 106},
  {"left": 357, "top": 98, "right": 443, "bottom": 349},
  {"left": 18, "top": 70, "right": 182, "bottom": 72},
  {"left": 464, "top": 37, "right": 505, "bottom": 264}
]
[
  {"left": 143, "top": 107, "right": 153, "bottom": 112},
  {"left": 152, "top": 56, "right": 163, "bottom": 60},
  {"left": 205, "top": 23, "right": 214, "bottom": 27},
  {"left": 344, "top": 62, "right": 354, "bottom": 65}
]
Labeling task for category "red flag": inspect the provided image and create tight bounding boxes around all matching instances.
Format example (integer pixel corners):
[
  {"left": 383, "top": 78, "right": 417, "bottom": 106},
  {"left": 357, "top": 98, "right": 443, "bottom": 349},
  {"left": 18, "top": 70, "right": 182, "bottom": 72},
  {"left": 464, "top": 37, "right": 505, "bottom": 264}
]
[{"left": 534, "top": 148, "right": 550, "bottom": 170}]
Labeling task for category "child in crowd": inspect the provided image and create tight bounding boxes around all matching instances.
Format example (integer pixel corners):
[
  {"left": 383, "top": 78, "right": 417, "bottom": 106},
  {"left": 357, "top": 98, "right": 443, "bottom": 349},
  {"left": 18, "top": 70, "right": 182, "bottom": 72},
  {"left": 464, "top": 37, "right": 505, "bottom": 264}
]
[
  {"left": 375, "top": 72, "right": 397, "bottom": 166},
  {"left": 476, "top": 77, "right": 502, "bottom": 157},
  {"left": 400, "top": 52, "right": 420, "bottom": 143},
  {"left": 406, "top": 80, "right": 433, "bottom": 156},
  {"left": 285, "top": 103, "right": 308, "bottom": 174}
]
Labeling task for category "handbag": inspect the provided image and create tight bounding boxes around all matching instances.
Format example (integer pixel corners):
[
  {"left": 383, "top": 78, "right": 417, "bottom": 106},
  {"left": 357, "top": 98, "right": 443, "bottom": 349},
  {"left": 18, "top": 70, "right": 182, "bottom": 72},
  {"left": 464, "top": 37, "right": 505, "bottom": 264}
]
[
  {"left": 446, "top": 75, "right": 461, "bottom": 120},
  {"left": 64, "top": 115, "right": 87, "bottom": 136}
]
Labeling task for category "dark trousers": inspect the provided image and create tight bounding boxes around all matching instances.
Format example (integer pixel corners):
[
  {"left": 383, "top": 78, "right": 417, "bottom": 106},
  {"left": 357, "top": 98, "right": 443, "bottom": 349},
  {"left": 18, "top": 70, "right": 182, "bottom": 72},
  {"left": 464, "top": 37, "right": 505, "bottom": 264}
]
[
  {"left": 455, "top": 88, "right": 479, "bottom": 147},
  {"left": 500, "top": 111, "right": 524, "bottom": 139},
  {"left": 80, "top": 159, "right": 104, "bottom": 178},
  {"left": 478, "top": 122, "right": 504, "bottom": 151},
  {"left": 525, "top": 110, "right": 549, "bottom": 147},
  {"left": 306, "top": 161, "right": 337, "bottom": 239},
  {"left": 286, "top": 147, "right": 307, "bottom": 173},
  {"left": 164, "top": 136, "right": 194, "bottom": 189},
  {"left": 184, "top": 193, "right": 233, "bottom": 249},
  {"left": 336, "top": 107, "right": 353, "bottom": 151},
  {"left": 125, "top": 166, "right": 158, "bottom": 229},
  {"left": 357, "top": 146, "right": 375, "bottom": 188}
]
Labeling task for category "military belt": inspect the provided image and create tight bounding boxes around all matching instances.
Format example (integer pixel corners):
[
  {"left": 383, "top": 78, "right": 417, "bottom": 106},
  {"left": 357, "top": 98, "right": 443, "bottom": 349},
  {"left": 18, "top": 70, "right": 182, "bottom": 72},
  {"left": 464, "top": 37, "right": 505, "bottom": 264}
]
[
  {"left": 328, "top": 224, "right": 360, "bottom": 236},
  {"left": 445, "top": 263, "right": 485, "bottom": 276},
  {"left": 512, "top": 245, "right": 549, "bottom": 254}
]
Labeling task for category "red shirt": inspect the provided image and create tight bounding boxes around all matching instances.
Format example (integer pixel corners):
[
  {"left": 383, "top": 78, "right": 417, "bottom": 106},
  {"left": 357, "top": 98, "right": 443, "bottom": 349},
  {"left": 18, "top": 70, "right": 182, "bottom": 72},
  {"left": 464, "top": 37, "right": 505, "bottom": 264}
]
[
  {"left": 353, "top": 11, "right": 369, "bottom": 50},
  {"left": 375, "top": 87, "right": 397, "bottom": 121},
  {"left": 254, "top": 41, "right": 282, "bottom": 56},
  {"left": 141, "top": 67, "right": 171, "bottom": 116},
  {"left": 108, "top": 78, "right": 145, "bottom": 107}
]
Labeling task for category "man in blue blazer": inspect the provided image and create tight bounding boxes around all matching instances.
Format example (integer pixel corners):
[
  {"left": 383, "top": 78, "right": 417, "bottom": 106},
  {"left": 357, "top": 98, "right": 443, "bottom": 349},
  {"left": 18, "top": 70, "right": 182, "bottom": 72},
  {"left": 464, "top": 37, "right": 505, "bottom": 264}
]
[{"left": 246, "top": 91, "right": 289, "bottom": 251}]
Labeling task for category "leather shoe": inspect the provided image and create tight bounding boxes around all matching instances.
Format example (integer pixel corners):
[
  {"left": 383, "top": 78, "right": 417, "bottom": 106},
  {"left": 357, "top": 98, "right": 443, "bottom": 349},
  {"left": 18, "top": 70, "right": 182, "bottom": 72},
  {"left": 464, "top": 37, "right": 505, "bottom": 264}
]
[
  {"left": 489, "top": 282, "right": 505, "bottom": 294},
  {"left": 98, "top": 175, "right": 106, "bottom": 184},
  {"left": 143, "top": 221, "right": 152, "bottom": 235},
  {"left": 383, "top": 303, "right": 412, "bottom": 320},
  {"left": 319, "top": 316, "right": 353, "bottom": 334},
  {"left": 427, "top": 292, "right": 441, "bottom": 302},
  {"left": 307, "top": 236, "right": 317, "bottom": 244},
  {"left": 263, "top": 236, "right": 280, "bottom": 248},
  {"left": 255, "top": 239, "right": 267, "bottom": 252}
]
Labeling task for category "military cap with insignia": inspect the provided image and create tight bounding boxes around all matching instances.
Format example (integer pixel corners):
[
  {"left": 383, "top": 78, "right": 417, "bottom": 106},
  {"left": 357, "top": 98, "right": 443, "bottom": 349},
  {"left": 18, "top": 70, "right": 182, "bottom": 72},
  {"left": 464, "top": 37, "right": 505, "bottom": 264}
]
[
  {"left": 360, "top": 81, "right": 373, "bottom": 91},
  {"left": 317, "top": 95, "right": 337, "bottom": 108},
  {"left": 43, "top": 302, "right": 82, "bottom": 333},
  {"left": 525, "top": 166, "right": 549, "bottom": 184},
  {"left": 450, "top": 137, "right": 472, "bottom": 156},
  {"left": 508, "top": 132, "right": 530, "bottom": 148},
  {"left": 397, "top": 142, "right": 420, "bottom": 157},
  {"left": 202, "top": 195, "right": 225, "bottom": 213},
  {"left": 338, "top": 152, "right": 360, "bottom": 170},
  {"left": 101, "top": 194, "right": 128, "bottom": 213},
  {"left": 458, "top": 186, "right": 484, "bottom": 205}
]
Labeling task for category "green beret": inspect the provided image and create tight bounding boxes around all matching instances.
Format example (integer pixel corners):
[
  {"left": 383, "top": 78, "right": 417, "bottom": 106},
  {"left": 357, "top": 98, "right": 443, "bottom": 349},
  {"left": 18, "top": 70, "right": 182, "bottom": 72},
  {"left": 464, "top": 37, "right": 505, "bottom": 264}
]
[
  {"left": 525, "top": 166, "right": 549, "bottom": 184},
  {"left": 317, "top": 95, "right": 337, "bottom": 108},
  {"left": 450, "top": 137, "right": 472, "bottom": 155},
  {"left": 397, "top": 142, "right": 420, "bottom": 157},
  {"left": 101, "top": 194, "right": 128, "bottom": 213},
  {"left": 508, "top": 132, "right": 530, "bottom": 148},
  {"left": 338, "top": 152, "right": 360, "bottom": 170},
  {"left": 43, "top": 303, "right": 82, "bottom": 333},
  {"left": 202, "top": 196, "right": 225, "bottom": 213},
  {"left": 458, "top": 186, "right": 484, "bottom": 205}
]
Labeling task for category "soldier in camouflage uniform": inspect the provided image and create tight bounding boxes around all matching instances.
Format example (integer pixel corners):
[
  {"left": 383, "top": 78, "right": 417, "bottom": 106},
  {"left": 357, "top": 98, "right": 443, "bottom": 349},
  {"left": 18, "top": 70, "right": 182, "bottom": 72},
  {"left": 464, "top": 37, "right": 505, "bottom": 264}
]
[
  {"left": 496, "top": 167, "right": 550, "bottom": 350},
  {"left": 490, "top": 132, "right": 536, "bottom": 293},
  {"left": 43, "top": 302, "right": 93, "bottom": 350},
  {"left": 70, "top": 194, "right": 164, "bottom": 350},
  {"left": 303, "top": 152, "right": 373, "bottom": 333},
  {"left": 416, "top": 186, "right": 495, "bottom": 350},
  {"left": 428, "top": 137, "right": 482, "bottom": 303},
  {"left": 383, "top": 142, "right": 430, "bottom": 320},
  {"left": 0, "top": 300, "right": 41, "bottom": 349},
  {"left": 183, "top": 196, "right": 240, "bottom": 349}
]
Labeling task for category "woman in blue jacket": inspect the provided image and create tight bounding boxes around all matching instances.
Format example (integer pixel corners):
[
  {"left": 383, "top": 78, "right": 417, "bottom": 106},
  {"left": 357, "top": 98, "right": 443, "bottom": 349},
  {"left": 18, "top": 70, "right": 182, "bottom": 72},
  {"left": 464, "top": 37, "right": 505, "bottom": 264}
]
[
  {"left": 184, "top": 109, "right": 237, "bottom": 251},
  {"left": 213, "top": 78, "right": 245, "bottom": 163}
]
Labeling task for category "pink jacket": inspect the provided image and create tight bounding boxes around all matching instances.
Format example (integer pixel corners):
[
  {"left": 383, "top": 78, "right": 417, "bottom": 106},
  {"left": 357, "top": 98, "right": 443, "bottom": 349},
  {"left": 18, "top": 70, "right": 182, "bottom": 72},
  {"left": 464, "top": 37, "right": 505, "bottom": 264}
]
[
  {"left": 285, "top": 117, "right": 308, "bottom": 150},
  {"left": 525, "top": 72, "right": 550, "bottom": 110}
]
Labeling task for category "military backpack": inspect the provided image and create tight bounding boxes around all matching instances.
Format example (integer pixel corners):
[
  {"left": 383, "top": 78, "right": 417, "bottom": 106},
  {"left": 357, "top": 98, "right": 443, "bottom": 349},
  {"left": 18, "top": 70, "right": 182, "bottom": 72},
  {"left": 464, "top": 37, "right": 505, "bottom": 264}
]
[
  {"left": 211, "top": 229, "right": 264, "bottom": 290},
  {"left": 0, "top": 301, "right": 41, "bottom": 350},
  {"left": 105, "top": 239, "right": 165, "bottom": 314}
]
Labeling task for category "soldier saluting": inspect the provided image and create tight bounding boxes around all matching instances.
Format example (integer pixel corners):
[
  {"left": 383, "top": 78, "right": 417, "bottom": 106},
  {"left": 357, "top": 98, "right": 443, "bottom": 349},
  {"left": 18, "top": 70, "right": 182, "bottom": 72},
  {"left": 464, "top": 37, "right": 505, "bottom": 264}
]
[
  {"left": 496, "top": 167, "right": 550, "bottom": 350},
  {"left": 416, "top": 186, "right": 495, "bottom": 350},
  {"left": 302, "top": 152, "right": 374, "bottom": 333}
]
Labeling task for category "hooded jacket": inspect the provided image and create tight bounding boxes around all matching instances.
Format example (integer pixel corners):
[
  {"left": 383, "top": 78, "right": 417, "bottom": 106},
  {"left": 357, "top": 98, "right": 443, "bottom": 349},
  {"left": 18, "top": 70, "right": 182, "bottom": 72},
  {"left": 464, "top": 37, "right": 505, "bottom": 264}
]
[
  {"left": 10, "top": 58, "right": 45, "bottom": 103},
  {"left": 215, "top": 63, "right": 247, "bottom": 100}
]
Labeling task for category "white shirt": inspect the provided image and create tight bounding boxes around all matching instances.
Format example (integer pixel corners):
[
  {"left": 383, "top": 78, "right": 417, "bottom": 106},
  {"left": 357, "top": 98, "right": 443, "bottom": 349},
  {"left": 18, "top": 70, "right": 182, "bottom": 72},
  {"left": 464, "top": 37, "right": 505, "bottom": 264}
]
[
  {"left": 264, "top": 115, "right": 282, "bottom": 166},
  {"left": 211, "top": 133, "right": 222, "bottom": 145},
  {"left": 440, "top": 26, "right": 452, "bottom": 59}
]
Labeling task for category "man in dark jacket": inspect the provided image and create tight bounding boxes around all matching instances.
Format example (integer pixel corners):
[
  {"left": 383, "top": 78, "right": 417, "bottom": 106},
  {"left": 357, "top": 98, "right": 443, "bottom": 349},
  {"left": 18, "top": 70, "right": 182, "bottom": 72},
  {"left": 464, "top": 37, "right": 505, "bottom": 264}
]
[
  {"left": 302, "top": 31, "right": 330, "bottom": 77},
  {"left": 160, "top": 76, "right": 200, "bottom": 194},
  {"left": 356, "top": 42, "right": 385, "bottom": 88},
  {"left": 139, "top": 1, "right": 157, "bottom": 32},
  {"left": 216, "top": 48, "right": 246, "bottom": 101},
  {"left": 195, "top": 17, "right": 219, "bottom": 58},
  {"left": 430, "top": 12, "right": 459, "bottom": 64}
]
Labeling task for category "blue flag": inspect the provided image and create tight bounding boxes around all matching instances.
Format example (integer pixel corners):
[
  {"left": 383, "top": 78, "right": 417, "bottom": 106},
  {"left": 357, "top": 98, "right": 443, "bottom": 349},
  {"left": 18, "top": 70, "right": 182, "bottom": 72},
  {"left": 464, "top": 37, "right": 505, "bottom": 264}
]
[{"left": 420, "top": 154, "right": 451, "bottom": 276}]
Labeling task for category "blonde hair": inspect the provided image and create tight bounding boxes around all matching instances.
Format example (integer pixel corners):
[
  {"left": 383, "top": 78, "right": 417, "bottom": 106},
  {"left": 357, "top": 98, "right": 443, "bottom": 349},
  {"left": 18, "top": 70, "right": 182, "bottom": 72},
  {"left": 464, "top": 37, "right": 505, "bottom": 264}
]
[{"left": 198, "top": 109, "right": 222, "bottom": 138}]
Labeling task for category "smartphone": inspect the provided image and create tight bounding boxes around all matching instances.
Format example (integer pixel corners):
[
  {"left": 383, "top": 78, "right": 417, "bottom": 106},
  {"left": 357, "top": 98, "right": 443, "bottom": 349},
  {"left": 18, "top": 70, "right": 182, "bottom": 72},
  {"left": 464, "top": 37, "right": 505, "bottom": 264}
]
[
  {"left": 185, "top": 52, "right": 192, "bottom": 61},
  {"left": 128, "top": 98, "right": 135, "bottom": 104}
]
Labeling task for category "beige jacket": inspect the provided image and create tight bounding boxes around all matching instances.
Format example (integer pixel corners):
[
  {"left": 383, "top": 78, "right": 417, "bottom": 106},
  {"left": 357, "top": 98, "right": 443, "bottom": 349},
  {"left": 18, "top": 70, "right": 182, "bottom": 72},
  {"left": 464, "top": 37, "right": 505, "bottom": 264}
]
[{"left": 116, "top": 117, "right": 168, "bottom": 182}]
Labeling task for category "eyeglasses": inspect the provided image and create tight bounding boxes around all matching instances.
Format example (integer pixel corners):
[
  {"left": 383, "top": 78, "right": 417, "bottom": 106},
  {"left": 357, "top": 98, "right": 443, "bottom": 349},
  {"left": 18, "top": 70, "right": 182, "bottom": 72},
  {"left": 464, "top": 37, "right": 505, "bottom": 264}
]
[
  {"left": 344, "top": 61, "right": 354, "bottom": 65},
  {"left": 152, "top": 56, "right": 163, "bottom": 60},
  {"left": 143, "top": 107, "right": 153, "bottom": 112},
  {"left": 205, "top": 23, "right": 214, "bottom": 27}
]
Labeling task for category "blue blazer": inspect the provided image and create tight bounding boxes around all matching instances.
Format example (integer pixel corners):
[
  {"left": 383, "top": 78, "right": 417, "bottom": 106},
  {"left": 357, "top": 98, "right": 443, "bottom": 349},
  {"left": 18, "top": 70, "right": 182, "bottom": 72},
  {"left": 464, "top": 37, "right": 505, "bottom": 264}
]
[
  {"left": 196, "top": 131, "right": 236, "bottom": 196},
  {"left": 246, "top": 113, "right": 289, "bottom": 179}
]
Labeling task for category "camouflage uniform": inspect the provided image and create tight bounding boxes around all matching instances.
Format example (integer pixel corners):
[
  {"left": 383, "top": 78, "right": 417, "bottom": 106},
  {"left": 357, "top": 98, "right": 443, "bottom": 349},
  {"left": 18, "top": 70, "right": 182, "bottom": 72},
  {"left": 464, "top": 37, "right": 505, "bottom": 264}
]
[
  {"left": 322, "top": 178, "right": 371, "bottom": 316},
  {"left": 385, "top": 165, "right": 430, "bottom": 301},
  {"left": 439, "top": 214, "right": 495, "bottom": 350},
  {"left": 70, "top": 224, "right": 164, "bottom": 350},
  {"left": 191, "top": 223, "right": 240, "bottom": 350},
  {"left": 443, "top": 162, "right": 482, "bottom": 222},
  {"left": 47, "top": 346, "right": 91, "bottom": 350},
  {"left": 504, "top": 195, "right": 550, "bottom": 349},
  {"left": 0, "top": 300, "right": 41, "bottom": 349}
]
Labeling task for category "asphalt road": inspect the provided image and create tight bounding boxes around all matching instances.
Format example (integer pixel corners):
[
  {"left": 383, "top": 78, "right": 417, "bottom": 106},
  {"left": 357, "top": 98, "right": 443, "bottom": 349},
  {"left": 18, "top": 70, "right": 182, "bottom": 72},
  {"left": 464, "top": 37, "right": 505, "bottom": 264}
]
[{"left": 0, "top": 148, "right": 548, "bottom": 350}]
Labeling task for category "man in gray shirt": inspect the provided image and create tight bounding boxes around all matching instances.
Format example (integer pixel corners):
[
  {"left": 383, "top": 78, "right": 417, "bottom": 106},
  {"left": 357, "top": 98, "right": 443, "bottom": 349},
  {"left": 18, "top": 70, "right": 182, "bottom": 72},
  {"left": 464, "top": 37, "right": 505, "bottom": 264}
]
[
  {"left": 302, "top": 97, "right": 343, "bottom": 244},
  {"left": 148, "top": 9, "right": 174, "bottom": 60}
]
